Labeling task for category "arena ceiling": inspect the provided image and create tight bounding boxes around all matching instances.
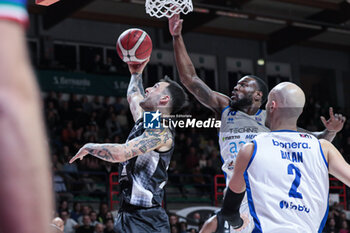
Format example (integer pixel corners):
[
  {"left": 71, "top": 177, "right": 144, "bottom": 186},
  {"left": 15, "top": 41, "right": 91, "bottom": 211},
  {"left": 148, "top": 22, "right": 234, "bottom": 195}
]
[{"left": 28, "top": 0, "right": 350, "bottom": 54}]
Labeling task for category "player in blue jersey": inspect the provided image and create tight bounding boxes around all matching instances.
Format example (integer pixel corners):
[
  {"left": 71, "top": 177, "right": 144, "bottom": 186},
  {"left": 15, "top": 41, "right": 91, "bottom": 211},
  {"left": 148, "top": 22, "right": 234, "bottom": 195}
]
[
  {"left": 218, "top": 82, "right": 348, "bottom": 232},
  {"left": 168, "top": 13, "right": 346, "bottom": 233},
  {"left": 70, "top": 59, "right": 188, "bottom": 233}
]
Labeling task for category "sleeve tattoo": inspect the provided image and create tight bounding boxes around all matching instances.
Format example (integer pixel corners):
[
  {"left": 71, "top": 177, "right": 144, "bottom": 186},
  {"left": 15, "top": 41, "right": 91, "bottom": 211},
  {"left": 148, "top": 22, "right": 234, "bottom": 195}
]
[
  {"left": 127, "top": 73, "right": 145, "bottom": 97},
  {"left": 84, "top": 128, "right": 173, "bottom": 163}
]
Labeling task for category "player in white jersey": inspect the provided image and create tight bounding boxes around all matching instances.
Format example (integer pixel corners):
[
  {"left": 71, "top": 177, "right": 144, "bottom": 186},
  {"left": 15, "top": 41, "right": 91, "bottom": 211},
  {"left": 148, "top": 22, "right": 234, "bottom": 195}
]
[
  {"left": 219, "top": 82, "right": 348, "bottom": 232},
  {"left": 169, "top": 13, "right": 345, "bottom": 233},
  {"left": 168, "top": 14, "right": 346, "bottom": 233}
]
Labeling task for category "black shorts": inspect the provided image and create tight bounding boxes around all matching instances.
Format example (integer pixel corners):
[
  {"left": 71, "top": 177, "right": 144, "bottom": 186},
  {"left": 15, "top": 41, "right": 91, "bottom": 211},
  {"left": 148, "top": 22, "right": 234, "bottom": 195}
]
[{"left": 114, "top": 205, "right": 170, "bottom": 233}]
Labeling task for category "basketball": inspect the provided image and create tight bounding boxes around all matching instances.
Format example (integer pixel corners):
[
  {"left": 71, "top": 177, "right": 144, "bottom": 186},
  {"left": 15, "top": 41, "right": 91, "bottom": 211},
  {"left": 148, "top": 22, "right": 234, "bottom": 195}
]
[{"left": 116, "top": 28, "right": 152, "bottom": 64}]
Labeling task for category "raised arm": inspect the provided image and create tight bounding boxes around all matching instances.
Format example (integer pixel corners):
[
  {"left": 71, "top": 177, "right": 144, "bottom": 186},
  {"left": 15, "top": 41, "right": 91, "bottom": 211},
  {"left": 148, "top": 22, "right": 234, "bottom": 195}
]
[
  {"left": 126, "top": 60, "right": 148, "bottom": 122},
  {"left": 69, "top": 127, "right": 173, "bottom": 163},
  {"left": 298, "top": 107, "right": 346, "bottom": 142},
  {"left": 321, "top": 139, "right": 350, "bottom": 187},
  {"left": 169, "top": 14, "right": 229, "bottom": 115}
]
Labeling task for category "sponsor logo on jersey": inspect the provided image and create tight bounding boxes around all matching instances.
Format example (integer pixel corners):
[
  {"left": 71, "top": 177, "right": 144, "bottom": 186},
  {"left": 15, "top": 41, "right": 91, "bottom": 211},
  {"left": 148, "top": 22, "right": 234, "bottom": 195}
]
[
  {"left": 228, "top": 160, "right": 235, "bottom": 170},
  {"left": 227, "top": 117, "right": 235, "bottom": 124},
  {"left": 279, "top": 200, "right": 310, "bottom": 213},
  {"left": 299, "top": 133, "right": 312, "bottom": 139},
  {"left": 229, "top": 127, "right": 258, "bottom": 134},
  {"left": 245, "top": 134, "right": 257, "bottom": 140},
  {"left": 272, "top": 139, "right": 310, "bottom": 149},
  {"left": 222, "top": 135, "right": 240, "bottom": 142}
]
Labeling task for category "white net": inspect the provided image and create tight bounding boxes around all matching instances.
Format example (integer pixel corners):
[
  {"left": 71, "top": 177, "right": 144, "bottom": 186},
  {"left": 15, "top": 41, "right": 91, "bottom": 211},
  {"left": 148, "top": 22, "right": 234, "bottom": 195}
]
[{"left": 145, "top": 0, "right": 193, "bottom": 18}]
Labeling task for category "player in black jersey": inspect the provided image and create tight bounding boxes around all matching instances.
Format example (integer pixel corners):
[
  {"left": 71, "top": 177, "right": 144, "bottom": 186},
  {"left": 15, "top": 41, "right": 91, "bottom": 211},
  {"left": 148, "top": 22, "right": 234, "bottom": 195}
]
[{"left": 70, "top": 59, "right": 188, "bottom": 233}]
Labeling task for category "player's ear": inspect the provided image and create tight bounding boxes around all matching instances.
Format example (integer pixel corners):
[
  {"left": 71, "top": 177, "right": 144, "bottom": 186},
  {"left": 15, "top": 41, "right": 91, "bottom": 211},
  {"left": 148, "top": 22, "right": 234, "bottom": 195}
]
[
  {"left": 254, "top": 91, "right": 263, "bottom": 102},
  {"left": 159, "top": 95, "right": 170, "bottom": 106},
  {"left": 270, "top": 100, "right": 277, "bottom": 112}
]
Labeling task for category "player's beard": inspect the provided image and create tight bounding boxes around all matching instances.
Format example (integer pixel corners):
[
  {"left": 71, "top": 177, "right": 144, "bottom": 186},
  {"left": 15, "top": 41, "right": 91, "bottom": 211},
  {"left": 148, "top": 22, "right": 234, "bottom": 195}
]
[{"left": 230, "top": 95, "right": 253, "bottom": 111}]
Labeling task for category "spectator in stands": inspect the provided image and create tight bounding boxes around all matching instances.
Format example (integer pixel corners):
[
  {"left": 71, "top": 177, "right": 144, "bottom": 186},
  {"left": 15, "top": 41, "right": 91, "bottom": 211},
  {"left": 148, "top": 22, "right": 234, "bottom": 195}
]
[
  {"left": 104, "top": 219, "right": 116, "bottom": 233},
  {"left": 94, "top": 223, "right": 104, "bottom": 233},
  {"left": 78, "top": 205, "right": 92, "bottom": 224},
  {"left": 58, "top": 200, "right": 69, "bottom": 215},
  {"left": 60, "top": 101, "right": 74, "bottom": 123},
  {"left": 70, "top": 202, "right": 82, "bottom": 222},
  {"left": 116, "top": 108, "right": 129, "bottom": 132},
  {"left": 171, "top": 225, "right": 179, "bottom": 233},
  {"left": 340, "top": 220, "right": 349, "bottom": 233},
  {"left": 76, "top": 215, "right": 94, "bottom": 233},
  {"left": 90, "top": 211, "right": 99, "bottom": 226},
  {"left": 98, "top": 203, "right": 109, "bottom": 223},
  {"left": 203, "top": 139, "right": 216, "bottom": 156},
  {"left": 186, "top": 146, "right": 198, "bottom": 171},
  {"left": 193, "top": 212, "right": 201, "bottom": 224},
  {"left": 104, "top": 211, "right": 114, "bottom": 224},
  {"left": 105, "top": 112, "right": 122, "bottom": 138},
  {"left": 61, "top": 210, "right": 78, "bottom": 233},
  {"left": 179, "top": 222, "right": 188, "bottom": 233},
  {"left": 198, "top": 154, "right": 207, "bottom": 169},
  {"left": 105, "top": 57, "right": 117, "bottom": 72},
  {"left": 44, "top": 91, "right": 59, "bottom": 108},
  {"left": 324, "top": 218, "right": 338, "bottom": 233},
  {"left": 92, "top": 96, "right": 102, "bottom": 111},
  {"left": 92, "top": 54, "right": 103, "bottom": 72},
  {"left": 53, "top": 154, "right": 64, "bottom": 171},
  {"left": 192, "top": 166, "right": 206, "bottom": 195},
  {"left": 168, "top": 160, "right": 186, "bottom": 197},
  {"left": 61, "top": 121, "right": 76, "bottom": 145},
  {"left": 169, "top": 214, "right": 180, "bottom": 232},
  {"left": 84, "top": 122, "right": 99, "bottom": 142},
  {"left": 82, "top": 96, "right": 93, "bottom": 114}
]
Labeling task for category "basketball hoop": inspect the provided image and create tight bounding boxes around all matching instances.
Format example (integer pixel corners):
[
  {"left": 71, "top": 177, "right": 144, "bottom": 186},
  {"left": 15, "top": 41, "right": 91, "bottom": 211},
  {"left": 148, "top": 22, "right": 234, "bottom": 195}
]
[{"left": 145, "top": 0, "right": 193, "bottom": 18}]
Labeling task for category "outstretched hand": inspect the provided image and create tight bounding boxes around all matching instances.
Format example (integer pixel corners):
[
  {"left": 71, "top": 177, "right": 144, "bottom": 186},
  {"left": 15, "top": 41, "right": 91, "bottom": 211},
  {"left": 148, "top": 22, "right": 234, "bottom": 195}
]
[
  {"left": 69, "top": 144, "right": 91, "bottom": 163},
  {"left": 168, "top": 14, "right": 183, "bottom": 36},
  {"left": 128, "top": 58, "right": 150, "bottom": 74},
  {"left": 320, "top": 107, "right": 346, "bottom": 133}
]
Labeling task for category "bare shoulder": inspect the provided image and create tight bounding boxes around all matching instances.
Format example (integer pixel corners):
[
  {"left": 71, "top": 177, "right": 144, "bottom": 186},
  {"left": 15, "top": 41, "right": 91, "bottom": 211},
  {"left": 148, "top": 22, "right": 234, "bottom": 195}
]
[
  {"left": 240, "top": 142, "right": 255, "bottom": 156},
  {"left": 143, "top": 127, "right": 174, "bottom": 151}
]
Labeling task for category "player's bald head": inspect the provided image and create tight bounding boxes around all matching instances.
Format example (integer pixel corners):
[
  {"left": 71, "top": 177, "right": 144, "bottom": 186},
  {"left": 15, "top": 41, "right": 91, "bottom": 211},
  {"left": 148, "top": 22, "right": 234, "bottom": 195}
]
[
  {"left": 265, "top": 82, "right": 305, "bottom": 129},
  {"left": 269, "top": 82, "right": 305, "bottom": 111}
]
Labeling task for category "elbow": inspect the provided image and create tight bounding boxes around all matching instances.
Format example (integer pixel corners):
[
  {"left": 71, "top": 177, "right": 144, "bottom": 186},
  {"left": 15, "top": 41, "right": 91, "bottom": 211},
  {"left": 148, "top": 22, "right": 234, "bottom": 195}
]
[{"left": 180, "top": 74, "right": 195, "bottom": 86}]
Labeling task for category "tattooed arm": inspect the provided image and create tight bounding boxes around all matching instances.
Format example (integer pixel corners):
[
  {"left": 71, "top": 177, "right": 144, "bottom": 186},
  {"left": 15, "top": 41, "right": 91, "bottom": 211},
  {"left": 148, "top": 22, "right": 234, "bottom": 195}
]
[
  {"left": 69, "top": 128, "right": 173, "bottom": 163},
  {"left": 127, "top": 60, "right": 149, "bottom": 122}
]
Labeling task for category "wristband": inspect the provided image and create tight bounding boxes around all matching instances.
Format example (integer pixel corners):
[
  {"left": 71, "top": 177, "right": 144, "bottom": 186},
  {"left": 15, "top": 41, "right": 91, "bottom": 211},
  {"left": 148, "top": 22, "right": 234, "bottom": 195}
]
[
  {"left": 221, "top": 188, "right": 245, "bottom": 229},
  {"left": 0, "top": 0, "right": 28, "bottom": 27}
]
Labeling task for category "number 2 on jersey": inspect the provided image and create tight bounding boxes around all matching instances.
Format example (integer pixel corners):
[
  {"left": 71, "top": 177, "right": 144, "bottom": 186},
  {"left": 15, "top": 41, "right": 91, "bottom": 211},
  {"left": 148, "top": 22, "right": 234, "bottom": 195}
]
[{"left": 287, "top": 164, "right": 303, "bottom": 199}]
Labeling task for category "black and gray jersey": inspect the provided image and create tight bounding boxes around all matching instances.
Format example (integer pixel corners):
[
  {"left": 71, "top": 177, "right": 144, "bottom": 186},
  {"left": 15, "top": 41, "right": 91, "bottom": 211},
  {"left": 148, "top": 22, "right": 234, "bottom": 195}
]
[{"left": 118, "top": 119, "right": 175, "bottom": 208}]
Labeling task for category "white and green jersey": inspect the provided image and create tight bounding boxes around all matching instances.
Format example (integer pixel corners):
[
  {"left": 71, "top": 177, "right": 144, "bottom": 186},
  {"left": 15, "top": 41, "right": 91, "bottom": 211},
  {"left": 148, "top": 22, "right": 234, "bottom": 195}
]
[{"left": 219, "top": 106, "right": 269, "bottom": 185}]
